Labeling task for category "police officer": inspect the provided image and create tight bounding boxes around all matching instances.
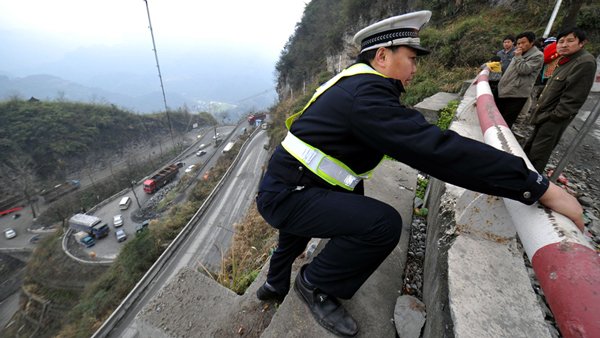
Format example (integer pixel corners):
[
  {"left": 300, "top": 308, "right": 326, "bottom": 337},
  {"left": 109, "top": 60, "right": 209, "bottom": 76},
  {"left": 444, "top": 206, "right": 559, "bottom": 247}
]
[{"left": 255, "top": 11, "right": 583, "bottom": 337}]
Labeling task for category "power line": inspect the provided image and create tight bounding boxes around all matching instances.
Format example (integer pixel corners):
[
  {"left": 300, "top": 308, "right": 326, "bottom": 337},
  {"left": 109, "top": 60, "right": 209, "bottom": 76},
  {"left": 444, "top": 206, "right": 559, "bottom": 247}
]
[
  {"left": 144, "top": 0, "right": 175, "bottom": 147},
  {"left": 232, "top": 88, "right": 276, "bottom": 104}
]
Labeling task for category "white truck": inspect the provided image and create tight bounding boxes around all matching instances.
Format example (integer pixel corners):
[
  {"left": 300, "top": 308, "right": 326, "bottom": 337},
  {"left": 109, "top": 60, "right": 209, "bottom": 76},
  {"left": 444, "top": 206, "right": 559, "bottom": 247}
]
[{"left": 223, "top": 141, "right": 236, "bottom": 153}]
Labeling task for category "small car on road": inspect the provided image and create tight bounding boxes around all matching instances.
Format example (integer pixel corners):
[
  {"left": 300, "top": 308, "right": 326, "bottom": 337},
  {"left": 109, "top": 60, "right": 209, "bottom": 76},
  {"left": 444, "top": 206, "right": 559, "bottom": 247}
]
[
  {"left": 4, "top": 228, "right": 17, "bottom": 239},
  {"left": 185, "top": 165, "right": 196, "bottom": 173},
  {"left": 136, "top": 219, "right": 151, "bottom": 233},
  {"left": 113, "top": 214, "right": 124, "bottom": 227},
  {"left": 196, "top": 150, "right": 206, "bottom": 156},
  {"left": 115, "top": 229, "right": 127, "bottom": 242},
  {"left": 29, "top": 235, "right": 42, "bottom": 243}
]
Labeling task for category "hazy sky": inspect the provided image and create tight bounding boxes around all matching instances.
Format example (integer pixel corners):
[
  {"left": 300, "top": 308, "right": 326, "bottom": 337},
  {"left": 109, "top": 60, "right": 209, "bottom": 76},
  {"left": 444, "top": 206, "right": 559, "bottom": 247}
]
[{"left": 0, "top": 0, "right": 309, "bottom": 71}]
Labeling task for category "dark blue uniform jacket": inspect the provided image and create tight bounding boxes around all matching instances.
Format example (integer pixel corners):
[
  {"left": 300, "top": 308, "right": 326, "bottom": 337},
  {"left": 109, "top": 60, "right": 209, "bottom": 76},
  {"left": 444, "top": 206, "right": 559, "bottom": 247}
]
[{"left": 260, "top": 63, "right": 548, "bottom": 204}]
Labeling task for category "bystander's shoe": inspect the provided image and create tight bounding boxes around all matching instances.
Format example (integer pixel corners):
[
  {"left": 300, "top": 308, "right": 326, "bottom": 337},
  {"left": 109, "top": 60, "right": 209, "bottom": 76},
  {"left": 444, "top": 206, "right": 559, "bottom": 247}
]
[
  {"left": 294, "top": 264, "right": 359, "bottom": 337},
  {"left": 256, "top": 283, "right": 286, "bottom": 303}
]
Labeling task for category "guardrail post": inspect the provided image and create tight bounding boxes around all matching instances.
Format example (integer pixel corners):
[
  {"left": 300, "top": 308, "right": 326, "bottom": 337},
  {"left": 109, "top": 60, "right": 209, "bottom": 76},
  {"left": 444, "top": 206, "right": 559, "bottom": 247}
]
[{"left": 474, "top": 68, "right": 600, "bottom": 337}]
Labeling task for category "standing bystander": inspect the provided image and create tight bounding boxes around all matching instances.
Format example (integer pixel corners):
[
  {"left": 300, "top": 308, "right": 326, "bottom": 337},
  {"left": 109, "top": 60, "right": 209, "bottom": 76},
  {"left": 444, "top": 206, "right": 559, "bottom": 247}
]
[
  {"left": 497, "top": 35, "right": 516, "bottom": 73},
  {"left": 495, "top": 31, "right": 544, "bottom": 128},
  {"left": 524, "top": 28, "right": 597, "bottom": 174}
]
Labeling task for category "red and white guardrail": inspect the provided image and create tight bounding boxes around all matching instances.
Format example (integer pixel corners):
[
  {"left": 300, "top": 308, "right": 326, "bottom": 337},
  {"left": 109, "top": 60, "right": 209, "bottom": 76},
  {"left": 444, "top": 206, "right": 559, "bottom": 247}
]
[{"left": 475, "top": 68, "right": 600, "bottom": 338}]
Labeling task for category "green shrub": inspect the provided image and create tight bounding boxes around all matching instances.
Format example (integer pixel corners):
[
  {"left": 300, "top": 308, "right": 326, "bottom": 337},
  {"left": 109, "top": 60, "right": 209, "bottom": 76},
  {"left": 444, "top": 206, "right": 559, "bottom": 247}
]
[{"left": 437, "top": 100, "right": 460, "bottom": 131}]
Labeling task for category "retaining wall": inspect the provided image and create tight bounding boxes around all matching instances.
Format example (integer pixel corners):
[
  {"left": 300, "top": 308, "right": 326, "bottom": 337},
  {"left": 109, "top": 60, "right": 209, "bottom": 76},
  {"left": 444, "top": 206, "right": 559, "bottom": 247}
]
[{"left": 423, "top": 80, "right": 553, "bottom": 337}]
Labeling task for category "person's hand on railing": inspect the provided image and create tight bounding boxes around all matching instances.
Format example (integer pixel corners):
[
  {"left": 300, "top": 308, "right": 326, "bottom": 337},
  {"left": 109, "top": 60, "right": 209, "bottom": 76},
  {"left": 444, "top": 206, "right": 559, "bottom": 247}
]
[{"left": 538, "top": 182, "right": 585, "bottom": 232}]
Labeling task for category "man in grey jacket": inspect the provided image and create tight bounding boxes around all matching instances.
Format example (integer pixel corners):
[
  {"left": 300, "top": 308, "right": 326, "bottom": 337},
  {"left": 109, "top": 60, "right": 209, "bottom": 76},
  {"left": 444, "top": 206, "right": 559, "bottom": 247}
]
[{"left": 496, "top": 31, "right": 544, "bottom": 128}]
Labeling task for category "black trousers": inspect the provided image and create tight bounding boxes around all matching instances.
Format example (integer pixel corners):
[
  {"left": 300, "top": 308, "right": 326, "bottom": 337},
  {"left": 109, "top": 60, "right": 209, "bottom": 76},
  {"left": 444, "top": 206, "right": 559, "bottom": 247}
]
[
  {"left": 496, "top": 97, "right": 528, "bottom": 128},
  {"left": 256, "top": 186, "right": 402, "bottom": 299},
  {"left": 524, "top": 117, "right": 573, "bottom": 173}
]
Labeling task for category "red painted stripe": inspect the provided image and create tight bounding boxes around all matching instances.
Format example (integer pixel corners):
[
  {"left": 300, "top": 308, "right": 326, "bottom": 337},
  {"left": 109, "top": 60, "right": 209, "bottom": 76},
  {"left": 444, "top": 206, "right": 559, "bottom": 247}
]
[
  {"left": 0, "top": 206, "right": 24, "bottom": 216},
  {"left": 478, "top": 71, "right": 489, "bottom": 83},
  {"left": 532, "top": 242, "right": 600, "bottom": 338},
  {"left": 476, "top": 94, "right": 508, "bottom": 132}
]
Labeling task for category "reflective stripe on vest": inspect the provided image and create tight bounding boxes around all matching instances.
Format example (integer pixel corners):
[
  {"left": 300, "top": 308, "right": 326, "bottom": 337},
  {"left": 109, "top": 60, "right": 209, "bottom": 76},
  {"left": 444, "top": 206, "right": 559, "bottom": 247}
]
[{"left": 281, "top": 64, "right": 388, "bottom": 191}]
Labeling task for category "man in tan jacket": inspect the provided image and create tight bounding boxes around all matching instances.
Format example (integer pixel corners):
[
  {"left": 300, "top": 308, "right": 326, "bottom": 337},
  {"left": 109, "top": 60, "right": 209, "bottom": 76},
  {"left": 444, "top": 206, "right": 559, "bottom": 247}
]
[
  {"left": 525, "top": 27, "right": 597, "bottom": 174},
  {"left": 496, "top": 31, "right": 544, "bottom": 128}
]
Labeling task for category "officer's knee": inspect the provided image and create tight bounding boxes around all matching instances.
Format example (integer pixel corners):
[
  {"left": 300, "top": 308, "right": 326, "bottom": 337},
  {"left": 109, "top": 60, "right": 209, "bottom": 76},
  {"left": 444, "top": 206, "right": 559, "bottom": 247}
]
[{"left": 369, "top": 204, "right": 402, "bottom": 246}]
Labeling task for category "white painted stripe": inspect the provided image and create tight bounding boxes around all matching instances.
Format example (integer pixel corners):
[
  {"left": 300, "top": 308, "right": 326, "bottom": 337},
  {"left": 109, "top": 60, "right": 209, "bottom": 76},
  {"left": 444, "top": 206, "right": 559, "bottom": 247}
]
[
  {"left": 483, "top": 126, "right": 536, "bottom": 172},
  {"left": 504, "top": 199, "right": 593, "bottom": 255},
  {"left": 476, "top": 81, "right": 493, "bottom": 97}
]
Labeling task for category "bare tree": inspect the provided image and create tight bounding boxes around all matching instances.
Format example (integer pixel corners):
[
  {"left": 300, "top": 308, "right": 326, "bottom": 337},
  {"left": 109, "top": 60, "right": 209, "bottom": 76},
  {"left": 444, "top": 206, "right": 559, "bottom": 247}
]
[
  {"left": 56, "top": 91, "right": 68, "bottom": 102},
  {"left": 0, "top": 156, "right": 39, "bottom": 218},
  {"left": 217, "top": 111, "right": 230, "bottom": 124},
  {"left": 5, "top": 90, "right": 22, "bottom": 101}
]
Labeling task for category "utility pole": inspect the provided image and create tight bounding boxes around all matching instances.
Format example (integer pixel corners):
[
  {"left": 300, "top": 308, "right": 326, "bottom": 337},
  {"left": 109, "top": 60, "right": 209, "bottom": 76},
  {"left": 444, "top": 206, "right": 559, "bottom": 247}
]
[{"left": 144, "top": 0, "right": 176, "bottom": 149}]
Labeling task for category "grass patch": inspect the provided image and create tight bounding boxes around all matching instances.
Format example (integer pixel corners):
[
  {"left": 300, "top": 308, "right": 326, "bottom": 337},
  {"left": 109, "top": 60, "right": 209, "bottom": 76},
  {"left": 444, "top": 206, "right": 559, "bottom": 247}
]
[{"left": 205, "top": 203, "right": 277, "bottom": 295}]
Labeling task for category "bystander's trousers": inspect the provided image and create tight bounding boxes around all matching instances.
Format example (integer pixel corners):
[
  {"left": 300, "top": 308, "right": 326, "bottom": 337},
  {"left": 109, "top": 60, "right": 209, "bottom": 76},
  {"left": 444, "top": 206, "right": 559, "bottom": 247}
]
[
  {"left": 257, "top": 185, "right": 402, "bottom": 300},
  {"left": 496, "top": 97, "right": 529, "bottom": 128},
  {"left": 524, "top": 117, "right": 573, "bottom": 173}
]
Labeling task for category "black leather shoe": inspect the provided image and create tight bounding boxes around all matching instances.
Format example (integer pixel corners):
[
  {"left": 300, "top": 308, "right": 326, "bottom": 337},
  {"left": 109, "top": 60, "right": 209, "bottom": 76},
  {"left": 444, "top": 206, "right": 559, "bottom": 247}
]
[
  {"left": 256, "top": 283, "right": 286, "bottom": 303},
  {"left": 293, "top": 265, "right": 359, "bottom": 337}
]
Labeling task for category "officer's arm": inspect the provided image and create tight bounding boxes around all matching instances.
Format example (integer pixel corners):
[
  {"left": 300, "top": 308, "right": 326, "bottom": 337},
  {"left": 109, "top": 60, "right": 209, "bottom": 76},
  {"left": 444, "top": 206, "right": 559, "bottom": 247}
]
[{"left": 538, "top": 182, "right": 584, "bottom": 232}]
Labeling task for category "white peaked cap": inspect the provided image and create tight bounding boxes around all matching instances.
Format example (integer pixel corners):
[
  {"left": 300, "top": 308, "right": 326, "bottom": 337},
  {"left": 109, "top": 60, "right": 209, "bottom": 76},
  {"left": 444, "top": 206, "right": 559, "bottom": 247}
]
[{"left": 353, "top": 10, "right": 432, "bottom": 55}]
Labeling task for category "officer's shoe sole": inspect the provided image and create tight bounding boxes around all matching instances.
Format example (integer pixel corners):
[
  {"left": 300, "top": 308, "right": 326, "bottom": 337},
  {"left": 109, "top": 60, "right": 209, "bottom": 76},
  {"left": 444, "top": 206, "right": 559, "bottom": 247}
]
[
  {"left": 256, "top": 283, "right": 286, "bottom": 304},
  {"left": 293, "top": 265, "right": 359, "bottom": 337}
]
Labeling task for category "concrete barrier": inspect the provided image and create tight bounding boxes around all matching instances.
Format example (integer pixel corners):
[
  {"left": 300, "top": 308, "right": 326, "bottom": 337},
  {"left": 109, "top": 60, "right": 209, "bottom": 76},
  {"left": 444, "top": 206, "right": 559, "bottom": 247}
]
[{"left": 476, "top": 68, "right": 600, "bottom": 337}]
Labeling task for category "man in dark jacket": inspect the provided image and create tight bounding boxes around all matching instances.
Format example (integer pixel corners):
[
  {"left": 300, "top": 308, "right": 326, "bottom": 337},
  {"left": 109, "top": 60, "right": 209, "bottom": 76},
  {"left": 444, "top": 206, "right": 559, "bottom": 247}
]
[
  {"left": 525, "top": 27, "right": 597, "bottom": 174},
  {"left": 497, "top": 34, "right": 517, "bottom": 74},
  {"left": 255, "top": 12, "right": 584, "bottom": 337}
]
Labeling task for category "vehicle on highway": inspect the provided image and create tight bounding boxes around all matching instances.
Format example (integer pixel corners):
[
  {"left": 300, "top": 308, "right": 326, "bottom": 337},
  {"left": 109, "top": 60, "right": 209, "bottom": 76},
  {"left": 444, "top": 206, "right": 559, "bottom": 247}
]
[
  {"left": 136, "top": 219, "right": 150, "bottom": 233},
  {"left": 4, "top": 228, "right": 16, "bottom": 239},
  {"left": 248, "top": 113, "right": 266, "bottom": 124},
  {"left": 198, "top": 143, "right": 207, "bottom": 150},
  {"left": 119, "top": 197, "right": 132, "bottom": 210},
  {"left": 223, "top": 141, "right": 236, "bottom": 153},
  {"left": 74, "top": 231, "right": 95, "bottom": 247},
  {"left": 175, "top": 161, "right": 184, "bottom": 168},
  {"left": 115, "top": 229, "right": 127, "bottom": 242},
  {"left": 143, "top": 164, "right": 180, "bottom": 193},
  {"left": 29, "top": 235, "right": 42, "bottom": 243},
  {"left": 185, "top": 165, "right": 196, "bottom": 173},
  {"left": 69, "top": 214, "right": 109, "bottom": 239},
  {"left": 113, "top": 214, "right": 124, "bottom": 227},
  {"left": 196, "top": 150, "right": 206, "bottom": 156}
]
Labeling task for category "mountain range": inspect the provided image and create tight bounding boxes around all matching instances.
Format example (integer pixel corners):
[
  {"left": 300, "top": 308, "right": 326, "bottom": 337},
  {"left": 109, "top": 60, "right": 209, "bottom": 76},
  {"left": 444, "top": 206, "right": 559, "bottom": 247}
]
[{"left": 0, "top": 38, "right": 279, "bottom": 115}]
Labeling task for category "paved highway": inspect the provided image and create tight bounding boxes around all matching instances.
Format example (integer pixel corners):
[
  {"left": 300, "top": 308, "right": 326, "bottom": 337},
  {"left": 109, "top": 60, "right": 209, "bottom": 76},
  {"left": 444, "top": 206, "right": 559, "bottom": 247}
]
[
  {"left": 69, "top": 125, "right": 235, "bottom": 260},
  {"left": 111, "top": 127, "right": 269, "bottom": 338}
]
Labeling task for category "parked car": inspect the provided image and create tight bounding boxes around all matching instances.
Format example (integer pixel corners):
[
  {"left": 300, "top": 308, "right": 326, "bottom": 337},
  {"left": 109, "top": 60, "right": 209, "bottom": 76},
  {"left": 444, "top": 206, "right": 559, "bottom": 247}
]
[
  {"left": 113, "top": 214, "right": 123, "bottom": 227},
  {"left": 185, "top": 165, "right": 196, "bottom": 173},
  {"left": 29, "top": 235, "right": 42, "bottom": 243},
  {"left": 196, "top": 150, "right": 206, "bottom": 156},
  {"left": 4, "top": 228, "right": 16, "bottom": 239},
  {"left": 136, "top": 219, "right": 151, "bottom": 233},
  {"left": 115, "top": 229, "right": 127, "bottom": 242}
]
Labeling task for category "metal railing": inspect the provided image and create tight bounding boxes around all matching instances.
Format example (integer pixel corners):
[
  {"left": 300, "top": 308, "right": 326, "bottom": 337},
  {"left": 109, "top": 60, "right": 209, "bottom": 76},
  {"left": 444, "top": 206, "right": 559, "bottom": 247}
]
[{"left": 475, "top": 68, "right": 600, "bottom": 338}]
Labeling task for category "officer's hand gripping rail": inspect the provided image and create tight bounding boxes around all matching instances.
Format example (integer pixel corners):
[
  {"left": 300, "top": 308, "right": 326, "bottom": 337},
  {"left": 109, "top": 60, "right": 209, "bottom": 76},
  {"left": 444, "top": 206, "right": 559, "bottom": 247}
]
[{"left": 474, "top": 68, "right": 600, "bottom": 338}]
